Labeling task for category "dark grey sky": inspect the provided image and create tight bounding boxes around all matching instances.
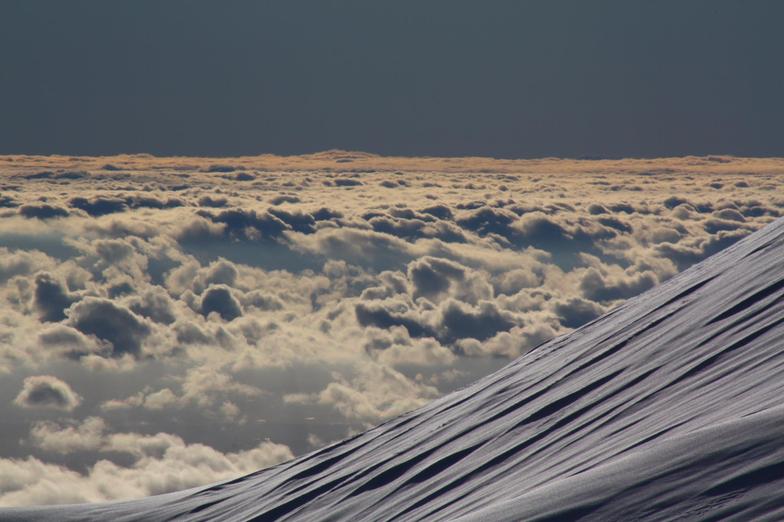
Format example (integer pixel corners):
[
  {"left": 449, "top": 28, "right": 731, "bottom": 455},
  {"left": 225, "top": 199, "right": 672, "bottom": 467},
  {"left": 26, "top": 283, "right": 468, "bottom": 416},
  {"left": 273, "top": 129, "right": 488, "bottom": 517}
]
[{"left": 1, "top": 0, "right": 782, "bottom": 158}]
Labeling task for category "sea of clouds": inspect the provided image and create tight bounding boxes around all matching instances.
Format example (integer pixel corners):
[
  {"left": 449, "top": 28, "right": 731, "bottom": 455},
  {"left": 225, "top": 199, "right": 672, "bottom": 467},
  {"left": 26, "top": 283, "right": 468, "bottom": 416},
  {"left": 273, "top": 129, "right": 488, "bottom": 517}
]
[{"left": 0, "top": 152, "right": 782, "bottom": 505}]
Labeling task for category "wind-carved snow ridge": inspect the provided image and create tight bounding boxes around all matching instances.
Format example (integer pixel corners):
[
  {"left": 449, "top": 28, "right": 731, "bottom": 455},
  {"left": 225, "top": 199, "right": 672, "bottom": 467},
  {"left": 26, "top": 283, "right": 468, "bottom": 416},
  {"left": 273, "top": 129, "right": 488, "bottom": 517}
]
[{"left": 4, "top": 217, "right": 784, "bottom": 521}]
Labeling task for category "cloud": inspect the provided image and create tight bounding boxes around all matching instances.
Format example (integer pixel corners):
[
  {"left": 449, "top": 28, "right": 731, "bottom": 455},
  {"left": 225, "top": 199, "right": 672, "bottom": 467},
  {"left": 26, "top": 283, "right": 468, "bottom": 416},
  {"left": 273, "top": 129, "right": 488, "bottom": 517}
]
[
  {"left": 243, "top": 289, "right": 285, "bottom": 312},
  {"left": 93, "top": 238, "right": 136, "bottom": 265},
  {"left": 552, "top": 297, "right": 605, "bottom": 329},
  {"left": 437, "top": 299, "right": 518, "bottom": 342},
  {"left": 363, "top": 326, "right": 455, "bottom": 367},
  {"left": 101, "top": 387, "right": 179, "bottom": 412},
  {"left": 0, "top": 248, "right": 55, "bottom": 283},
  {"left": 355, "top": 299, "right": 435, "bottom": 339},
  {"left": 197, "top": 195, "right": 228, "bottom": 208},
  {"left": 69, "top": 196, "right": 127, "bottom": 216},
  {"left": 128, "top": 286, "right": 178, "bottom": 325},
  {"left": 269, "top": 195, "right": 300, "bottom": 205},
  {"left": 407, "top": 256, "right": 468, "bottom": 300},
  {"left": 68, "top": 298, "right": 152, "bottom": 358},
  {"left": 456, "top": 206, "right": 517, "bottom": 238},
  {"left": 267, "top": 208, "right": 317, "bottom": 234},
  {"left": 38, "top": 325, "right": 105, "bottom": 358},
  {"left": 289, "top": 227, "right": 415, "bottom": 269},
  {"left": 494, "top": 269, "right": 542, "bottom": 295},
  {"left": 598, "top": 216, "right": 633, "bottom": 233},
  {"left": 124, "top": 195, "right": 184, "bottom": 210},
  {"left": 234, "top": 172, "right": 256, "bottom": 182},
  {"left": 655, "top": 230, "right": 748, "bottom": 270},
  {"left": 0, "top": 418, "right": 293, "bottom": 506},
  {"left": 580, "top": 265, "right": 657, "bottom": 303},
  {"left": 588, "top": 203, "right": 609, "bottom": 215},
  {"left": 200, "top": 285, "right": 243, "bottom": 321},
  {"left": 286, "top": 363, "right": 437, "bottom": 424},
  {"left": 14, "top": 376, "right": 81, "bottom": 411},
  {"left": 0, "top": 195, "right": 18, "bottom": 208},
  {"left": 420, "top": 204, "right": 454, "bottom": 220},
  {"left": 30, "top": 417, "right": 106, "bottom": 454},
  {"left": 18, "top": 204, "right": 69, "bottom": 220},
  {"left": 703, "top": 218, "right": 747, "bottom": 234},
  {"left": 173, "top": 321, "right": 213, "bottom": 345},
  {"left": 198, "top": 208, "right": 290, "bottom": 240},
  {"left": 332, "top": 178, "right": 363, "bottom": 187},
  {"left": 33, "top": 272, "right": 75, "bottom": 322},
  {"left": 713, "top": 208, "right": 745, "bottom": 222},
  {"left": 456, "top": 323, "right": 557, "bottom": 358}
]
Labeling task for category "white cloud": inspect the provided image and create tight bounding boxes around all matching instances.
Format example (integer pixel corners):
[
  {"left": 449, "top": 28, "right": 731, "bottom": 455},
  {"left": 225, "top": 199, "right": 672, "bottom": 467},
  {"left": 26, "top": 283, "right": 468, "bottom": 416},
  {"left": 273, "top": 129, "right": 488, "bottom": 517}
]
[{"left": 3, "top": 416, "right": 293, "bottom": 506}]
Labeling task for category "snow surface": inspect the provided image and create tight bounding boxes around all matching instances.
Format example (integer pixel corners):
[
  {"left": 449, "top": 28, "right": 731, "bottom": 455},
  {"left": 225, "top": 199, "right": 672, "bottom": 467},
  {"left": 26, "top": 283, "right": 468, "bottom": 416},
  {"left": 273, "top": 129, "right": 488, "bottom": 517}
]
[{"left": 3, "top": 217, "right": 784, "bottom": 521}]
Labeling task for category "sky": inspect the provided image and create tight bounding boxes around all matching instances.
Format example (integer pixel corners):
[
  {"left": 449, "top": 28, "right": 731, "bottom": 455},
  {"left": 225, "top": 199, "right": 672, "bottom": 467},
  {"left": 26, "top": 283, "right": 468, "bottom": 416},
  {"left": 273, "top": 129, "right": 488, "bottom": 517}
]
[{"left": 2, "top": 0, "right": 783, "bottom": 158}]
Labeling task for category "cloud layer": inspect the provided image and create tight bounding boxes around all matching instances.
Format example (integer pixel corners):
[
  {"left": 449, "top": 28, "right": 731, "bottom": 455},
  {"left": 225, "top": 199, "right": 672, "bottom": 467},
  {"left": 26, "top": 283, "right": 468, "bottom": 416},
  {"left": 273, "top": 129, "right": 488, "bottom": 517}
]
[{"left": 1, "top": 152, "right": 783, "bottom": 505}]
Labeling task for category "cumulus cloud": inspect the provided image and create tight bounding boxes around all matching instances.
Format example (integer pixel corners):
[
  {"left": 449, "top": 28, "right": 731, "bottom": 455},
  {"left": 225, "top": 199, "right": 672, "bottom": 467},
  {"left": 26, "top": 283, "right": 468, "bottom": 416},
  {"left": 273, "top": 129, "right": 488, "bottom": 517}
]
[
  {"left": 363, "top": 326, "right": 455, "bottom": 367},
  {"left": 0, "top": 417, "right": 293, "bottom": 506},
  {"left": 494, "top": 268, "right": 542, "bottom": 295},
  {"left": 14, "top": 376, "right": 81, "bottom": 411},
  {"left": 198, "top": 208, "right": 290, "bottom": 240},
  {"left": 68, "top": 298, "right": 152, "bottom": 358},
  {"left": 290, "top": 227, "right": 415, "bottom": 269},
  {"left": 580, "top": 266, "right": 658, "bottom": 303},
  {"left": 456, "top": 322, "right": 558, "bottom": 358},
  {"left": 197, "top": 195, "right": 228, "bottom": 208},
  {"left": 655, "top": 229, "right": 748, "bottom": 270},
  {"left": 128, "top": 286, "right": 177, "bottom": 325},
  {"left": 437, "top": 299, "right": 518, "bottom": 342},
  {"left": 18, "top": 204, "right": 69, "bottom": 220},
  {"left": 30, "top": 417, "right": 106, "bottom": 454},
  {"left": 407, "top": 256, "right": 467, "bottom": 300},
  {"left": 0, "top": 248, "right": 55, "bottom": 283},
  {"left": 33, "top": 272, "right": 75, "bottom": 322},
  {"left": 200, "top": 285, "right": 243, "bottom": 321},
  {"left": 0, "top": 195, "right": 18, "bottom": 208},
  {"left": 286, "top": 363, "right": 437, "bottom": 424},
  {"left": 38, "top": 325, "right": 104, "bottom": 358},
  {"left": 355, "top": 299, "right": 434, "bottom": 338},
  {"left": 552, "top": 297, "right": 605, "bottom": 328},
  {"left": 69, "top": 196, "right": 127, "bottom": 216}
]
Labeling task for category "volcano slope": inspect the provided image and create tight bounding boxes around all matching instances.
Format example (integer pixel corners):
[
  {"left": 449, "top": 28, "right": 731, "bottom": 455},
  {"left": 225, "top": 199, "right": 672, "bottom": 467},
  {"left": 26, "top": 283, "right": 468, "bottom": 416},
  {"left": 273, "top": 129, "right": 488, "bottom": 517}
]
[{"left": 5, "top": 217, "right": 784, "bottom": 521}]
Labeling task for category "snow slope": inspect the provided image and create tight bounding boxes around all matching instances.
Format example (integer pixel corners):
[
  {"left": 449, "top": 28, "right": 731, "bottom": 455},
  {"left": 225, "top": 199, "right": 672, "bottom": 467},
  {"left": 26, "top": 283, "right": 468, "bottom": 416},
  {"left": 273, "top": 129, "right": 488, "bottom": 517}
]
[{"left": 4, "top": 217, "right": 784, "bottom": 521}]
